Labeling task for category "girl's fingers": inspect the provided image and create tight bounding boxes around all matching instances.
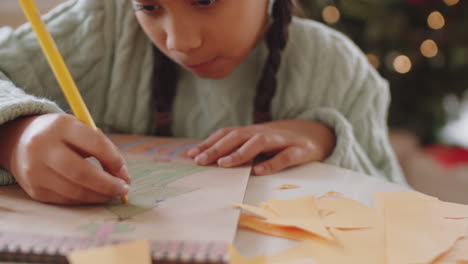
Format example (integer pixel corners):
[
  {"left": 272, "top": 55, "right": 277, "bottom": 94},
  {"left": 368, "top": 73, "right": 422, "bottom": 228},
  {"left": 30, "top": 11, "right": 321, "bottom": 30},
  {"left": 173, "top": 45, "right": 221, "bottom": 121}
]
[
  {"left": 187, "top": 128, "right": 236, "bottom": 158},
  {"left": 41, "top": 173, "right": 112, "bottom": 204},
  {"left": 29, "top": 187, "right": 81, "bottom": 205},
  {"left": 194, "top": 130, "right": 252, "bottom": 165},
  {"left": 253, "top": 146, "right": 307, "bottom": 176},
  {"left": 47, "top": 146, "right": 129, "bottom": 197},
  {"left": 63, "top": 124, "right": 130, "bottom": 184},
  {"left": 217, "top": 134, "right": 273, "bottom": 168}
]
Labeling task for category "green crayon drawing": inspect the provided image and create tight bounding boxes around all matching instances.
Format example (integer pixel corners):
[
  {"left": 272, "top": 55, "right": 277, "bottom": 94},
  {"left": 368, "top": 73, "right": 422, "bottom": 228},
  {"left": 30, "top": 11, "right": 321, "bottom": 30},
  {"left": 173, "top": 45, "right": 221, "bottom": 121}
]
[
  {"left": 105, "top": 161, "right": 206, "bottom": 220},
  {"left": 78, "top": 222, "right": 135, "bottom": 240}
]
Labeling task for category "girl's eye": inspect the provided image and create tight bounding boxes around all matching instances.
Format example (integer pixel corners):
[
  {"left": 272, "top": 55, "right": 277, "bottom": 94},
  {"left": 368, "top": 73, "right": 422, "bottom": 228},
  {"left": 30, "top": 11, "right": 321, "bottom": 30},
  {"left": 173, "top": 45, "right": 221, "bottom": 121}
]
[
  {"left": 132, "top": 2, "right": 161, "bottom": 13},
  {"left": 192, "top": 0, "right": 218, "bottom": 7}
]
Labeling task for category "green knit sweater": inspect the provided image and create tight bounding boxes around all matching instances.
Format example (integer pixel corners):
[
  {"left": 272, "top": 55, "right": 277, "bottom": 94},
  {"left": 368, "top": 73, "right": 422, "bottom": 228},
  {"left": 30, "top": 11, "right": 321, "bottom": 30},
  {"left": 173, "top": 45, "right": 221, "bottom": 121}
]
[{"left": 0, "top": 0, "right": 406, "bottom": 185}]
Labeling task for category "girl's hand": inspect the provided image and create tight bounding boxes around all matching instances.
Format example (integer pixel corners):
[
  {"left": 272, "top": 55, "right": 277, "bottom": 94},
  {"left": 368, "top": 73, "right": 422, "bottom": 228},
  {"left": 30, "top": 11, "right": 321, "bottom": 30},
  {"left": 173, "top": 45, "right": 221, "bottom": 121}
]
[
  {"left": 0, "top": 114, "right": 131, "bottom": 205},
  {"left": 187, "top": 120, "right": 336, "bottom": 175}
]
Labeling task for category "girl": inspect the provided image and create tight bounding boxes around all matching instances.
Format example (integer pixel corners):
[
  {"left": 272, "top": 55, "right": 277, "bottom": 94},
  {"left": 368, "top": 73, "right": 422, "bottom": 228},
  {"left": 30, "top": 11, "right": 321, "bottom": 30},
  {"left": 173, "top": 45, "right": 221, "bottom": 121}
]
[{"left": 0, "top": 0, "right": 406, "bottom": 205}]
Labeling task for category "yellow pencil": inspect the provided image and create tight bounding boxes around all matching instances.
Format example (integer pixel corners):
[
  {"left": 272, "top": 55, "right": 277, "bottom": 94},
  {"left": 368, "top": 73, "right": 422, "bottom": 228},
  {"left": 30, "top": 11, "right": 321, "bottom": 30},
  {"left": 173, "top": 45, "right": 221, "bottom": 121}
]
[{"left": 19, "top": 0, "right": 129, "bottom": 204}]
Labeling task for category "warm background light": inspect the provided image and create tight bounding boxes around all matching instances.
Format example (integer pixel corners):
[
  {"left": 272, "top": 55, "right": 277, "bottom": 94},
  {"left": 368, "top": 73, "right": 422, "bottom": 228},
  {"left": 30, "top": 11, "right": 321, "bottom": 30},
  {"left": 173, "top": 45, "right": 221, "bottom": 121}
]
[
  {"left": 322, "top": 5, "right": 341, "bottom": 24},
  {"left": 366, "top": 54, "right": 381, "bottom": 69},
  {"left": 393, "top": 55, "right": 412, "bottom": 74},
  {"left": 428, "top": 11, "right": 446, "bottom": 30},
  {"left": 444, "top": 0, "right": 460, "bottom": 6},
  {"left": 420, "top": 39, "right": 439, "bottom": 58}
]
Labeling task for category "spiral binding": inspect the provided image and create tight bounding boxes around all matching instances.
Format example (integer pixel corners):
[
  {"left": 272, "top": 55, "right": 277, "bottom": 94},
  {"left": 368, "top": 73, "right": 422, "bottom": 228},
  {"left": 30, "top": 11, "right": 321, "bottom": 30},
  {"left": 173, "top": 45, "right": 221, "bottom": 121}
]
[{"left": 0, "top": 231, "right": 228, "bottom": 263}]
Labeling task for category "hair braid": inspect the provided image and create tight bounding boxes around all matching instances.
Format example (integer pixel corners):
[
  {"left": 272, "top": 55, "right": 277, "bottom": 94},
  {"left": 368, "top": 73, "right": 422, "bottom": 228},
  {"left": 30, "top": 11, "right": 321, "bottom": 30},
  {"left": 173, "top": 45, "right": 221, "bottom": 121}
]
[
  {"left": 254, "top": 0, "right": 293, "bottom": 124},
  {"left": 152, "top": 47, "right": 179, "bottom": 136}
]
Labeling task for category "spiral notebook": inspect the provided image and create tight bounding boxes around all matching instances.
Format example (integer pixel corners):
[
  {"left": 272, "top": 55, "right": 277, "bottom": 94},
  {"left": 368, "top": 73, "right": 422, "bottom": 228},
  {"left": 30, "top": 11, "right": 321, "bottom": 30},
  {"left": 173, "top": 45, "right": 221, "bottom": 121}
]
[{"left": 0, "top": 134, "right": 251, "bottom": 263}]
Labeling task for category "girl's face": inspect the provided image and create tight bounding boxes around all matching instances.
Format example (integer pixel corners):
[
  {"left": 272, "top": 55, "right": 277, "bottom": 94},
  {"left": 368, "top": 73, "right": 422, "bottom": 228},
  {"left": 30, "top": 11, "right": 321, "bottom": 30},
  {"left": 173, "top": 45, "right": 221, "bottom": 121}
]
[{"left": 132, "top": 0, "right": 270, "bottom": 79}]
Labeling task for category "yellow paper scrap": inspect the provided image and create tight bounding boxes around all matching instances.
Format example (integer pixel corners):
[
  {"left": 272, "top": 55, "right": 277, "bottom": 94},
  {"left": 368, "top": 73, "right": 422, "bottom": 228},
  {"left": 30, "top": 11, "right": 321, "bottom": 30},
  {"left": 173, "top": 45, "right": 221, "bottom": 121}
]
[
  {"left": 374, "top": 191, "right": 437, "bottom": 211},
  {"left": 67, "top": 240, "right": 151, "bottom": 264},
  {"left": 228, "top": 245, "right": 266, "bottom": 264},
  {"left": 237, "top": 191, "right": 468, "bottom": 264},
  {"left": 318, "top": 191, "right": 343, "bottom": 199},
  {"left": 266, "top": 217, "right": 333, "bottom": 240},
  {"left": 385, "top": 199, "right": 468, "bottom": 264},
  {"left": 276, "top": 184, "right": 300, "bottom": 190},
  {"left": 318, "top": 197, "right": 377, "bottom": 229},
  {"left": 329, "top": 226, "right": 385, "bottom": 264},
  {"left": 268, "top": 240, "right": 347, "bottom": 264},
  {"left": 434, "top": 236, "right": 468, "bottom": 264},
  {"left": 440, "top": 201, "right": 468, "bottom": 219},
  {"left": 267, "top": 196, "right": 318, "bottom": 218},
  {"left": 238, "top": 213, "right": 320, "bottom": 242},
  {"left": 237, "top": 196, "right": 332, "bottom": 240},
  {"left": 268, "top": 259, "right": 315, "bottom": 264},
  {"left": 235, "top": 203, "right": 279, "bottom": 219}
]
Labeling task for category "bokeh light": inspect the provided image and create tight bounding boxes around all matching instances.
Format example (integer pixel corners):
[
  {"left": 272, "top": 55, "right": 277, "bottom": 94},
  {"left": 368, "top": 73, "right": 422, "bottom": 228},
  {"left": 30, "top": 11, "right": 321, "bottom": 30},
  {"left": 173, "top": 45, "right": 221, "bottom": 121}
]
[
  {"left": 366, "top": 54, "right": 381, "bottom": 69},
  {"left": 393, "top": 55, "right": 412, "bottom": 74},
  {"left": 428, "top": 11, "right": 445, "bottom": 30},
  {"left": 444, "top": 0, "right": 460, "bottom": 6},
  {"left": 420, "top": 39, "right": 439, "bottom": 58},
  {"left": 322, "top": 6, "right": 341, "bottom": 24}
]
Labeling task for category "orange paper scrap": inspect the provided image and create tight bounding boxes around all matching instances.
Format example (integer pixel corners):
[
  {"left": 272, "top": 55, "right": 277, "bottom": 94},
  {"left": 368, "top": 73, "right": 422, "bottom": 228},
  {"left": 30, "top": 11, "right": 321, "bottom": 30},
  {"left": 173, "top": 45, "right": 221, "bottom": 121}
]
[
  {"left": 317, "top": 197, "right": 377, "bottom": 229},
  {"left": 237, "top": 191, "right": 468, "bottom": 264},
  {"left": 434, "top": 236, "right": 468, "bottom": 264},
  {"left": 238, "top": 213, "right": 322, "bottom": 242},
  {"left": 67, "top": 240, "right": 151, "bottom": 264},
  {"left": 385, "top": 199, "right": 468, "bottom": 264},
  {"left": 237, "top": 196, "right": 332, "bottom": 240},
  {"left": 440, "top": 201, "right": 468, "bottom": 219},
  {"left": 268, "top": 240, "right": 346, "bottom": 264},
  {"left": 276, "top": 184, "right": 300, "bottom": 190}
]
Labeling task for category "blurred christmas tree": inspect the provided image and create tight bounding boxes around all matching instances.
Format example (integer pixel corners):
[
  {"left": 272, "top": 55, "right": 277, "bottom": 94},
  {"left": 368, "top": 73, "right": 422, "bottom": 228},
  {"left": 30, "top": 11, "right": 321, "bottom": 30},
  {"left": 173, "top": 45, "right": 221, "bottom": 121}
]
[{"left": 298, "top": 0, "right": 468, "bottom": 144}]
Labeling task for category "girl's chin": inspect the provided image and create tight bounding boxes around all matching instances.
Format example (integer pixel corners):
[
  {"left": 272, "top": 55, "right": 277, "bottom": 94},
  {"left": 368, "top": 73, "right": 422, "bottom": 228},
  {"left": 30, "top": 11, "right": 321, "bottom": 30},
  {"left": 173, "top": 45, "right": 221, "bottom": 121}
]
[
  {"left": 188, "top": 64, "right": 236, "bottom": 80},
  {"left": 193, "top": 70, "right": 231, "bottom": 80}
]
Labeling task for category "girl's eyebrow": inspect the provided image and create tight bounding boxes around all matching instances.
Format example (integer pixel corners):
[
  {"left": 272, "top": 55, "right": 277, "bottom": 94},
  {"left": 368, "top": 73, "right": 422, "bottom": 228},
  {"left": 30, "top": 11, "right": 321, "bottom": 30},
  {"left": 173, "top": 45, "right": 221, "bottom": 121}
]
[
  {"left": 131, "top": 0, "right": 159, "bottom": 10},
  {"left": 131, "top": 0, "right": 158, "bottom": 4}
]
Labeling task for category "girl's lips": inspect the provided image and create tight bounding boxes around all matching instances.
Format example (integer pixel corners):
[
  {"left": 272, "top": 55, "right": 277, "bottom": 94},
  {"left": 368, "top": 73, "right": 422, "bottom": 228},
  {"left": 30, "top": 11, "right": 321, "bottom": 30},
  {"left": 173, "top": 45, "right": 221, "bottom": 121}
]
[{"left": 185, "top": 57, "right": 218, "bottom": 73}]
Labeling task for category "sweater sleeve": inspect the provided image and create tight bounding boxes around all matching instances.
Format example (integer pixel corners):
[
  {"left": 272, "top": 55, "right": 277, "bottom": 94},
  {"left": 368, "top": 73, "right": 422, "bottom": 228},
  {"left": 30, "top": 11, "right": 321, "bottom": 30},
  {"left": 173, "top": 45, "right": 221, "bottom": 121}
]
[
  {"left": 275, "top": 19, "right": 406, "bottom": 184},
  {"left": 0, "top": 0, "right": 123, "bottom": 185}
]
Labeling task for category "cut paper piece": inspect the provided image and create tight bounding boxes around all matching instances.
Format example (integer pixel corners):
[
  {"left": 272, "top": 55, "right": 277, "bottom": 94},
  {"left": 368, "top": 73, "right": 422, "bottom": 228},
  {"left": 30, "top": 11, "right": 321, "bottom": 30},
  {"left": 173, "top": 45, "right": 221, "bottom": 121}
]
[
  {"left": 268, "top": 240, "right": 347, "bottom": 264},
  {"left": 329, "top": 226, "right": 385, "bottom": 264},
  {"left": 266, "top": 217, "right": 333, "bottom": 240},
  {"left": 433, "top": 236, "right": 468, "bottom": 264},
  {"left": 318, "top": 209, "right": 335, "bottom": 218},
  {"left": 238, "top": 213, "right": 321, "bottom": 242},
  {"left": 317, "top": 197, "right": 377, "bottom": 229},
  {"left": 268, "top": 259, "right": 316, "bottom": 264},
  {"left": 267, "top": 196, "right": 319, "bottom": 218},
  {"left": 318, "top": 191, "right": 343, "bottom": 199},
  {"left": 228, "top": 245, "right": 266, "bottom": 264},
  {"left": 440, "top": 201, "right": 468, "bottom": 219},
  {"left": 235, "top": 204, "right": 279, "bottom": 219},
  {"left": 67, "top": 240, "right": 151, "bottom": 264},
  {"left": 385, "top": 199, "right": 468, "bottom": 264},
  {"left": 276, "top": 184, "right": 300, "bottom": 190},
  {"left": 374, "top": 191, "right": 438, "bottom": 211},
  {"left": 268, "top": 213, "right": 385, "bottom": 264},
  {"left": 237, "top": 196, "right": 332, "bottom": 240}
]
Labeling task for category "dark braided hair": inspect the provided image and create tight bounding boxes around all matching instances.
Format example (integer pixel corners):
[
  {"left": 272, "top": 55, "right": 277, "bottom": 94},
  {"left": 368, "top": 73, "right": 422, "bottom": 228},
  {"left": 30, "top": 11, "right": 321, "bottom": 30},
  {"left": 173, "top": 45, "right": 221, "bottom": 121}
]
[
  {"left": 153, "top": 0, "right": 293, "bottom": 136},
  {"left": 153, "top": 47, "right": 179, "bottom": 137},
  {"left": 254, "top": 0, "right": 293, "bottom": 123}
]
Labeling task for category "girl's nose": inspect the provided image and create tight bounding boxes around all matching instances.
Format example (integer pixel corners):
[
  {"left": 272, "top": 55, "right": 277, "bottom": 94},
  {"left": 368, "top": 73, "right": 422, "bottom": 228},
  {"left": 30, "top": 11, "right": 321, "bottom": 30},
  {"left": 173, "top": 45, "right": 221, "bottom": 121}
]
[{"left": 164, "top": 17, "right": 202, "bottom": 54}]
